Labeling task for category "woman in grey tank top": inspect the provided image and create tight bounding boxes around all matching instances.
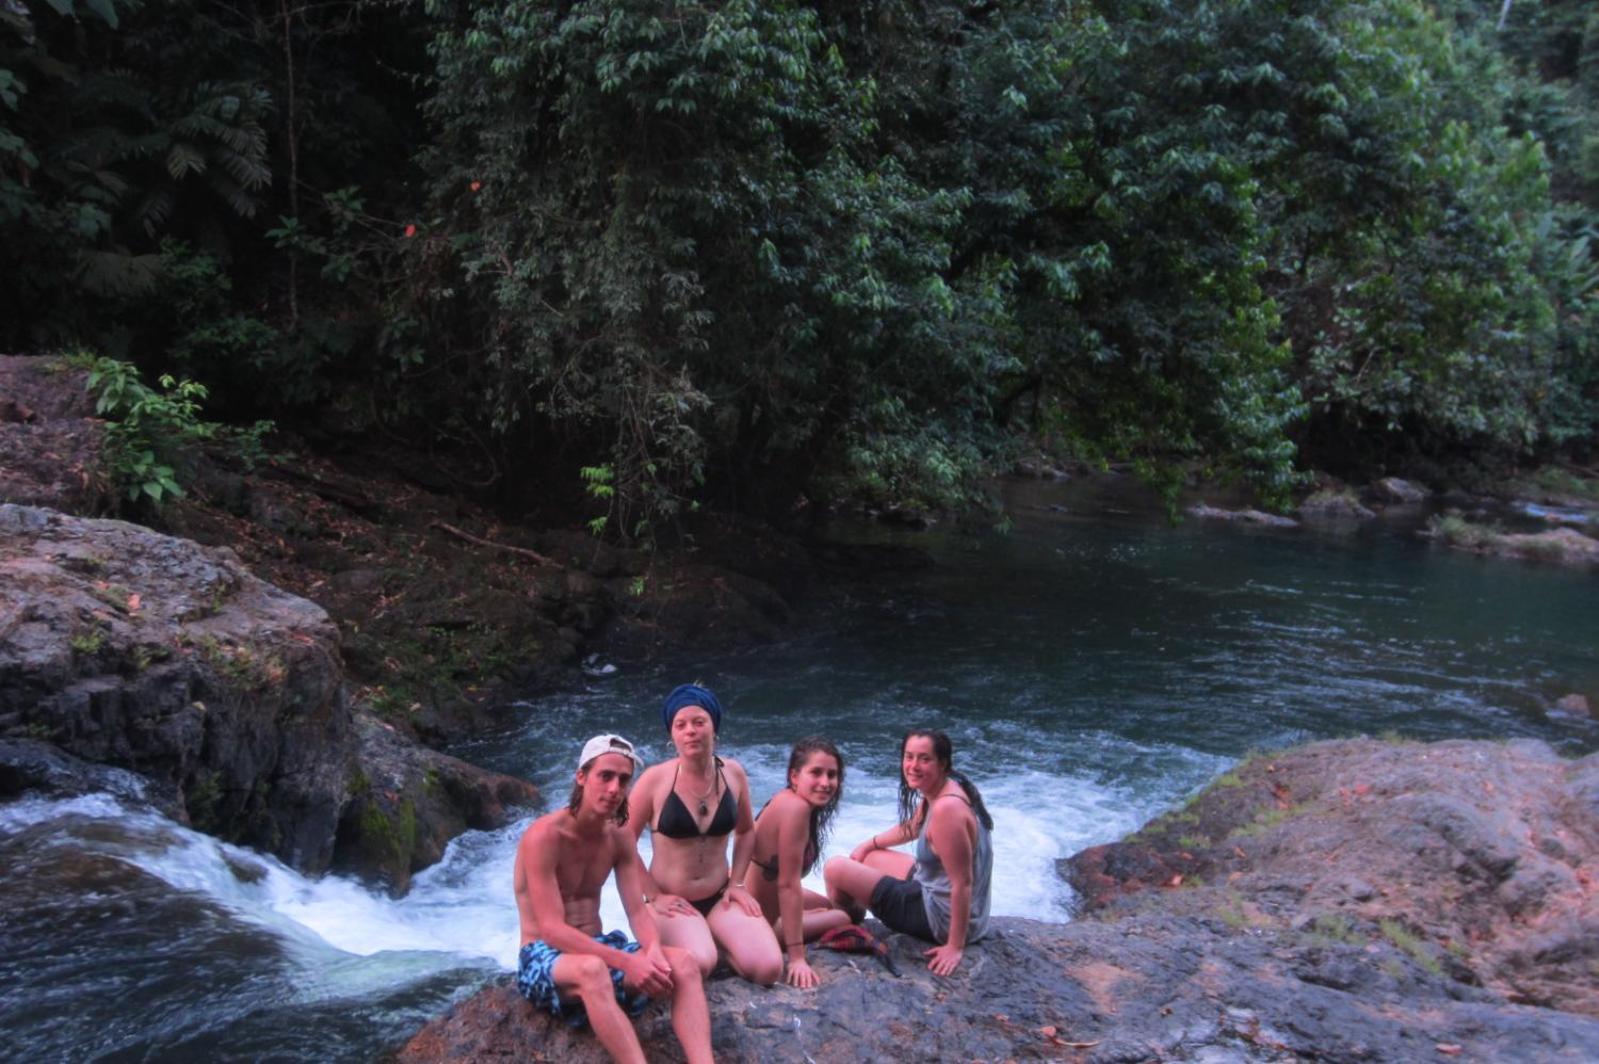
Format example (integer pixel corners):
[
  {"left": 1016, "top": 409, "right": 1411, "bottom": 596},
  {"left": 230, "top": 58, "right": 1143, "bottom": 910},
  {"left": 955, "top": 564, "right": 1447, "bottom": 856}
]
[{"left": 822, "top": 730, "right": 994, "bottom": 975}]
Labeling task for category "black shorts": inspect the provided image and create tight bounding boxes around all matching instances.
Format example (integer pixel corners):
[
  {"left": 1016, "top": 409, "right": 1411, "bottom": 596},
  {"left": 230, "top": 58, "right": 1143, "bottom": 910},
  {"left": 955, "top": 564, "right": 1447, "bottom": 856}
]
[{"left": 868, "top": 871, "right": 936, "bottom": 942}]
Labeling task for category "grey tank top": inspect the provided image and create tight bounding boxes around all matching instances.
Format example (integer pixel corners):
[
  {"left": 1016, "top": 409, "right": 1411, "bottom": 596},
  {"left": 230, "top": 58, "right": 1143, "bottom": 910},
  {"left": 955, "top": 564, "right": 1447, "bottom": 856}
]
[{"left": 912, "top": 792, "right": 993, "bottom": 943}]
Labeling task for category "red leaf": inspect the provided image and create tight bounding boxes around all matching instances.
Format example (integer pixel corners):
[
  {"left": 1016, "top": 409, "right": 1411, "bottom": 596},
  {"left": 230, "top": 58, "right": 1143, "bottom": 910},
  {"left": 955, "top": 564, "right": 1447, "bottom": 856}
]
[{"left": 404, "top": 224, "right": 417, "bottom": 237}]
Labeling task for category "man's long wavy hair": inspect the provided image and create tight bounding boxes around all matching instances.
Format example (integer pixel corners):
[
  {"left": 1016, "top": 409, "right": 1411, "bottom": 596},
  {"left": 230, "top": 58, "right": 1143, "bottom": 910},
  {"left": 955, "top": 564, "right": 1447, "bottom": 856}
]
[
  {"left": 569, "top": 757, "right": 630, "bottom": 826},
  {"left": 896, "top": 729, "right": 994, "bottom": 832}
]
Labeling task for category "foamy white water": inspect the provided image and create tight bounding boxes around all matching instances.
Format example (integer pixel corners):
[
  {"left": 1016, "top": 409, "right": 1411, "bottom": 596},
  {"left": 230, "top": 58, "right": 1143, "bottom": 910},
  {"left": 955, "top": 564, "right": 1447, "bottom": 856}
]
[{"left": 0, "top": 733, "right": 1222, "bottom": 987}]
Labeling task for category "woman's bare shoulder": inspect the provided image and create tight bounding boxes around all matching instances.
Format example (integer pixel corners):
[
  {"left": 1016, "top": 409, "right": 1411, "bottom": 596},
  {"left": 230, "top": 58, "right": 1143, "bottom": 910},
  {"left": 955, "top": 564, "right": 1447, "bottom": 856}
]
[
  {"left": 637, "top": 758, "right": 675, "bottom": 782},
  {"left": 632, "top": 758, "right": 675, "bottom": 799},
  {"left": 763, "top": 787, "right": 809, "bottom": 824},
  {"left": 930, "top": 789, "right": 976, "bottom": 818}
]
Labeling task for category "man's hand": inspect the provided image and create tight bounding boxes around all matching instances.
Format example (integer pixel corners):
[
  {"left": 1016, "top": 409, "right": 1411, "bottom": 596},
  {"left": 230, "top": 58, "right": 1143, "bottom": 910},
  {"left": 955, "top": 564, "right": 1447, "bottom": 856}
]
[
  {"left": 621, "top": 944, "right": 675, "bottom": 996},
  {"left": 785, "top": 957, "right": 820, "bottom": 989},
  {"left": 925, "top": 943, "right": 964, "bottom": 976},
  {"left": 724, "top": 884, "right": 761, "bottom": 917},
  {"left": 650, "top": 893, "right": 696, "bottom": 920}
]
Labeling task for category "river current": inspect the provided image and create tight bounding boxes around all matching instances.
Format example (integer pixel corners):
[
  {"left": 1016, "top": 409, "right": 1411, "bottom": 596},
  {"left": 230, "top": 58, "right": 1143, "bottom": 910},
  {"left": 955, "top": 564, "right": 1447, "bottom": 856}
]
[{"left": 3, "top": 479, "right": 1595, "bottom": 1059}]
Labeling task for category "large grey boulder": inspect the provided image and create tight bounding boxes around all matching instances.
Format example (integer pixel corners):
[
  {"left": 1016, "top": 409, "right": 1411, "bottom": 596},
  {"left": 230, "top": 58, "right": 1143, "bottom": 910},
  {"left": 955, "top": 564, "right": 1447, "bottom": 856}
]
[
  {"left": 0, "top": 503, "right": 352, "bottom": 869},
  {"left": 399, "top": 739, "right": 1599, "bottom": 1062},
  {"left": 0, "top": 504, "right": 536, "bottom": 882}
]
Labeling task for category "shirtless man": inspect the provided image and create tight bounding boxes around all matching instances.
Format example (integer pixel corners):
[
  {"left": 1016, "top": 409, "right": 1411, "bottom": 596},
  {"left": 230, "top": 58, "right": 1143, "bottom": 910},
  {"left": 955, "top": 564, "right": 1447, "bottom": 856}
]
[{"left": 513, "top": 733, "right": 715, "bottom": 1064}]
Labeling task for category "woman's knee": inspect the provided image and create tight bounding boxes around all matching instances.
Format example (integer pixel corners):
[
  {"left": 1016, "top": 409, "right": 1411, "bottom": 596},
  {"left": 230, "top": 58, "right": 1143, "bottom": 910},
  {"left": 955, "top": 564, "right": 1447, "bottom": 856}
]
[
  {"left": 824, "top": 856, "right": 873, "bottom": 900},
  {"left": 669, "top": 930, "right": 716, "bottom": 976},
  {"left": 744, "top": 952, "right": 782, "bottom": 986},
  {"left": 664, "top": 945, "right": 705, "bottom": 984},
  {"left": 725, "top": 933, "right": 782, "bottom": 986}
]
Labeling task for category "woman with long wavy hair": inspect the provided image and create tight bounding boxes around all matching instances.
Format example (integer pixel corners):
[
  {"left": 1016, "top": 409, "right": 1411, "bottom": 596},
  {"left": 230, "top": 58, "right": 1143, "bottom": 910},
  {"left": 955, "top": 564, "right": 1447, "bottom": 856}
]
[
  {"left": 823, "top": 729, "right": 994, "bottom": 975},
  {"left": 747, "top": 738, "right": 851, "bottom": 988}
]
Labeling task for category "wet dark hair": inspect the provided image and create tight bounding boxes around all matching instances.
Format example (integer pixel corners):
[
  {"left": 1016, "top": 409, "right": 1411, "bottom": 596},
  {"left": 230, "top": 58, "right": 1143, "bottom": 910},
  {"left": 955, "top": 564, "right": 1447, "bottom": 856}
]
[
  {"left": 569, "top": 758, "right": 630, "bottom": 826},
  {"left": 786, "top": 737, "right": 844, "bottom": 876},
  {"left": 896, "top": 729, "right": 994, "bottom": 832}
]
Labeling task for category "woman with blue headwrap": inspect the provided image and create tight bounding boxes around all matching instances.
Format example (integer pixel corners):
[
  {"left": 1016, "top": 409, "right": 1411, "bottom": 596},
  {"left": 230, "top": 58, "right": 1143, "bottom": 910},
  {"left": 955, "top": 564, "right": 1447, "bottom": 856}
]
[{"left": 626, "top": 684, "right": 783, "bottom": 985}]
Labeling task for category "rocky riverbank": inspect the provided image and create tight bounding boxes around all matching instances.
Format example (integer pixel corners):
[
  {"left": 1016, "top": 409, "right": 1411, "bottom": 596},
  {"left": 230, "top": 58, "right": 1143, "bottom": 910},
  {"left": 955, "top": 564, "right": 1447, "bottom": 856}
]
[
  {"left": 0, "top": 354, "right": 818, "bottom": 746},
  {"left": 1, "top": 353, "right": 823, "bottom": 888},
  {"left": 1185, "top": 468, "right": 1599, "bottom": 568},
  {"left": 398, "top": 738, "right": 1599, "bottom": 1061}
]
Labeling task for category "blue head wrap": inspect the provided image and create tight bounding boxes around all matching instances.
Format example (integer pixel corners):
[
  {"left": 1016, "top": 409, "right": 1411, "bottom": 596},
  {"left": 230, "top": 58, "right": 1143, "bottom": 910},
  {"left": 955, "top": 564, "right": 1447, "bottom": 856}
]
[{"left": 662, "top": 683, "right": 722, "bottom": 733}]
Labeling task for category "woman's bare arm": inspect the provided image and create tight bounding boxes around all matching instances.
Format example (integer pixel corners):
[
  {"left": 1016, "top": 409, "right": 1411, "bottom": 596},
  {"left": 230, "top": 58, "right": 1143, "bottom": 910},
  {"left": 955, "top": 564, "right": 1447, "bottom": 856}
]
[{"left": 924, "top": 797, "right": 975, "bottom": 974}]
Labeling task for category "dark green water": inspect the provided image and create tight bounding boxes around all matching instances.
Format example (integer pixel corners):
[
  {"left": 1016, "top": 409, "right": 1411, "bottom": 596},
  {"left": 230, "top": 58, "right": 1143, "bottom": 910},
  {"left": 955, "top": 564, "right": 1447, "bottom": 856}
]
[{"left": 2, "top": 477, "right": 1593, "bottom": 1060}]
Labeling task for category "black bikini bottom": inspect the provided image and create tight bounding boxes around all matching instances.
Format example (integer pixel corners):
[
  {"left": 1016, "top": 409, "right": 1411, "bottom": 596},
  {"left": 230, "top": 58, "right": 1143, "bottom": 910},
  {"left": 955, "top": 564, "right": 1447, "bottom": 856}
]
[{"left": 686, "top": 883, "right": 727, "bottom": 917}]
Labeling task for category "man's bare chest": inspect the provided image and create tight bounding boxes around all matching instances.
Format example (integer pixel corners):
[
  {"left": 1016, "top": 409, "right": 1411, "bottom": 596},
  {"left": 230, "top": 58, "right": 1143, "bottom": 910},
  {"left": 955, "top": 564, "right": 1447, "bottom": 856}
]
[{"left": 555, "top": 838, "right": 616, "bottom": 897}]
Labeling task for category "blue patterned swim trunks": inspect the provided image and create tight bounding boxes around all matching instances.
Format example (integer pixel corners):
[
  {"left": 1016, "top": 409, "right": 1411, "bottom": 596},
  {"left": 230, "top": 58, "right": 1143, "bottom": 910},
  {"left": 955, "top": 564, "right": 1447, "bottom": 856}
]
[{"left": 516, "top": 930, "right": 651, "bottom": 1027}]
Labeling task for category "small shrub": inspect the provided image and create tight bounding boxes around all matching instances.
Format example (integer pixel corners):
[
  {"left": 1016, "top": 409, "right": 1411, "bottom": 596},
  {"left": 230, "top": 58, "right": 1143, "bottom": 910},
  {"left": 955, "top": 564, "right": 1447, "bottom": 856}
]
[
  {"left": 1530, "top": 467, "right": 1599, "bottom": 502},
  {"left": 1217, "top": 889, "right": 1255, "bottom": 930},
  {"left": 70, "top": 629, "right": 105, "bottom": 656},
  {"left": 187, "top": 770, "right": 224, "bottom": 833},
  {"left": 1230, "top": 802, "right": 1308, "bottom": 839},
  {"left": 1380, "top": 918, "right": 1444, "bottom": 977},
  {"left": 77, "top": 354, "right": 272, "bottom": 507},
  {"left": 1308, "top": 914, "right": 1364, "bottom": 947},
  {"left": 1428, "top": 513, "right": 1498, "bottom": 549}
]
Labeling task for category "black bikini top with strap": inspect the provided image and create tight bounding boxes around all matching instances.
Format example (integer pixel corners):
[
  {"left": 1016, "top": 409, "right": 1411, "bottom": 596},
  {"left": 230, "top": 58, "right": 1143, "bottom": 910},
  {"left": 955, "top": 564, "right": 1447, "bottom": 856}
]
[
  {"left": 655, "top": 759, "right": 737, "bottom": 840},
  {"left": 751, "top": 839, "right": 817, "bottom": 882}
]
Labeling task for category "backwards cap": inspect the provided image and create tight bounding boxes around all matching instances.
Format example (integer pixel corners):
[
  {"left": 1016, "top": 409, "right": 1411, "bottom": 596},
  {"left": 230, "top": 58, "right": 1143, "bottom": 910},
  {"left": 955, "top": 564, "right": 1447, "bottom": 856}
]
[{"left": 578, "top": 734, "right": 641, "bottom": 773}]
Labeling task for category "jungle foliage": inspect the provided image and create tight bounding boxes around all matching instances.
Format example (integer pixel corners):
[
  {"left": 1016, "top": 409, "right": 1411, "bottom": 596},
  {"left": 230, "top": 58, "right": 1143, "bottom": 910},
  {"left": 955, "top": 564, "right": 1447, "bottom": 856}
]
[{"left": 3, "top": 0, "right": 1596, "bottom": 532}]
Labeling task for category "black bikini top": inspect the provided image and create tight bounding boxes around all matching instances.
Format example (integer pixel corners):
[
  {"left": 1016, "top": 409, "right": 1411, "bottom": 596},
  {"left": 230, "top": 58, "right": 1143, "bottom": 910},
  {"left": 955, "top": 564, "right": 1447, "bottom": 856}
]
[{"left": 655, "top": 760, "right": 737, "bottom": 840}]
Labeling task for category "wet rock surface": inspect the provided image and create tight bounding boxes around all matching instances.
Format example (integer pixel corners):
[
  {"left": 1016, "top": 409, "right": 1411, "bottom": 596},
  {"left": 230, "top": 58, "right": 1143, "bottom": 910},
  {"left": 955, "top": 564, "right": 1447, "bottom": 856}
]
[
  {"left": 1473, "top": 526, "right": 1599, "bottom": 566},
  {"left": 1297, "top": 488, "right": 1377, "bottom": 521},
  {"left": 0, "top": 504, "right": 534, "bottom": 881},
  {"left": 1185, "top": 503, "right": 1299, "bottom": 528},
  {"left": 1369, "top": 476, "right": 1430, "bottom": 505},
  {"left": 334, "top": 713, "right": 536, "bottom": 895},
  {"left": 400, "top": 738, "right": 1599, "bottom": 1061},
  {"left": 0, "top": 503, "right": 353, "bottom": 869},
  {"left": 1428, "top": 518, "right": 1599, "bottom": 568}
]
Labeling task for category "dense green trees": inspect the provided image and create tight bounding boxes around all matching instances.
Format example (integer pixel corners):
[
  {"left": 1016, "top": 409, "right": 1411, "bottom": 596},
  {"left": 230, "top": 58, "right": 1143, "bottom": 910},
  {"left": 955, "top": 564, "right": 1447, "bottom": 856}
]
[
  {"left": 2, "top": 0, "right": 424, "bottom": 413},
  {"left": 4, "top": 0, "right": 1595, "bottom": 528}
]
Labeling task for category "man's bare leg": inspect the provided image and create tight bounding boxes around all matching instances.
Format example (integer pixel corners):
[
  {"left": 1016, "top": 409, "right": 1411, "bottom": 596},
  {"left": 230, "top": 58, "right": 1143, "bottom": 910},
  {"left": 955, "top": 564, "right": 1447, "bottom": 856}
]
[
  {"left": 553, "top": 954, "right": 646, "bottom": 1064},
  {"left": 663, "top": 945, "right": 714, "bottom": 1064}
]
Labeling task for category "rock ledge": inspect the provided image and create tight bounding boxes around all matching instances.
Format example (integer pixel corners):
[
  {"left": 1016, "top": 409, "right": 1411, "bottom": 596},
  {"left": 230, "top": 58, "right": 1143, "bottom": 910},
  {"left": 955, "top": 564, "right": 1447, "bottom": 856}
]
[{"left": 398, "top": 738, "right": 1599, "bottom": 1062}]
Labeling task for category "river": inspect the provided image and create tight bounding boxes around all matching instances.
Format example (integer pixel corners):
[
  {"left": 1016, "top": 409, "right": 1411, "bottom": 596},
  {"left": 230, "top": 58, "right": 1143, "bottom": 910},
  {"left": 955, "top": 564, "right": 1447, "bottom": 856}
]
[{"left": 3, "top": 478, "right": 1594, "bottom": 1059}]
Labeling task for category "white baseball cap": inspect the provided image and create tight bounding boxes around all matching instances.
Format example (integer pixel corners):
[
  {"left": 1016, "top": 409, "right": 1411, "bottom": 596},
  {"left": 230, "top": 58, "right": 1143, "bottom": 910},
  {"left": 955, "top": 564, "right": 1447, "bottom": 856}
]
[{"left": 578, "top": 734, "right": 641, "bottom": 773}]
